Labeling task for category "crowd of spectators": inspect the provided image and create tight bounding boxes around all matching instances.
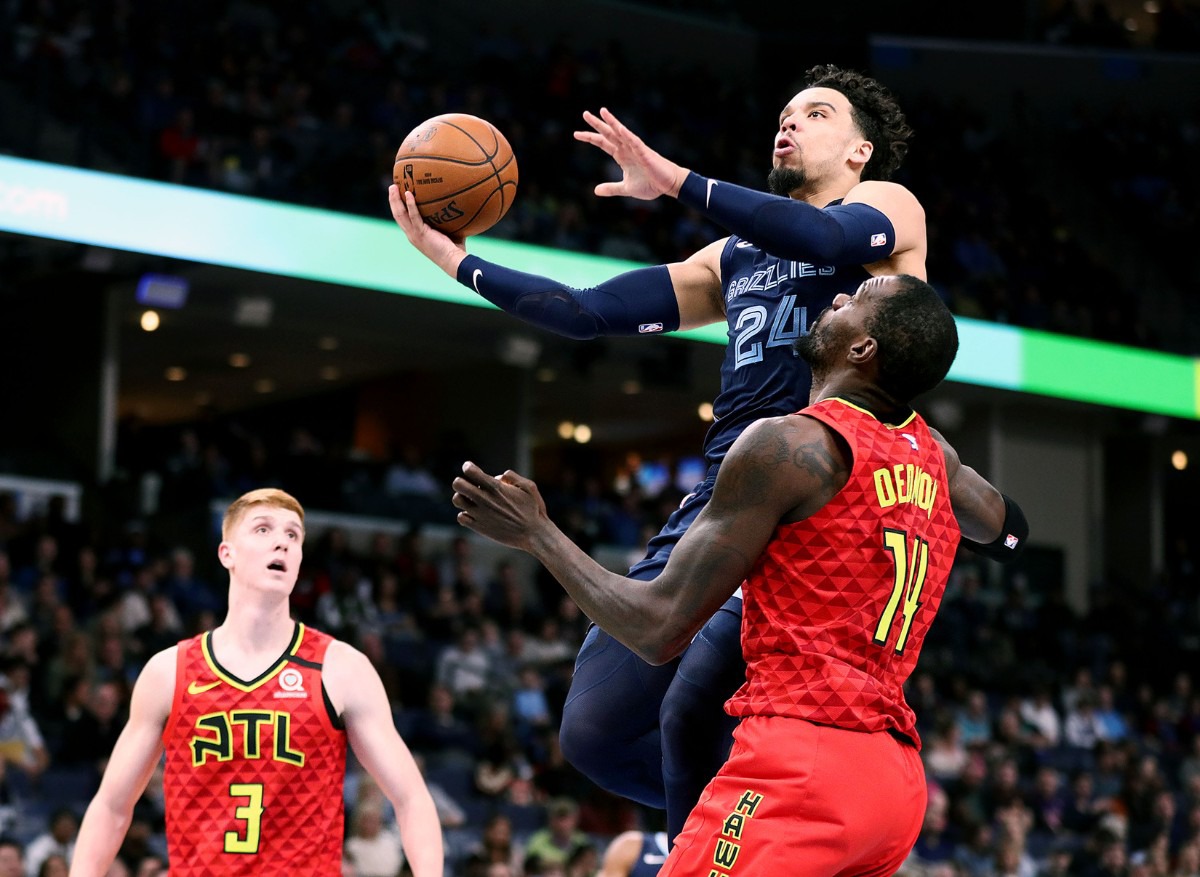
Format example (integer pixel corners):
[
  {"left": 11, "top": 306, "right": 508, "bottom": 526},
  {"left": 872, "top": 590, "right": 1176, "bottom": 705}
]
[{"left": 1, "top": 0, "right": 1197, "bottom": 352}]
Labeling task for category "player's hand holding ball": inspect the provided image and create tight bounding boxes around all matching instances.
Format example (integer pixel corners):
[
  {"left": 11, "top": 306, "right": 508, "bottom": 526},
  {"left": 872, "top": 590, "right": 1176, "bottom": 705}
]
[{"left": 391, "top": 112, "right": 518, "bottom": 237}]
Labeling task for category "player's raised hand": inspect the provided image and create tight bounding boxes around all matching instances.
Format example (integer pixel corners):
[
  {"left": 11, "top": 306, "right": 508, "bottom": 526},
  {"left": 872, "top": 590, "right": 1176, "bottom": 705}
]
[
  {"left": 576, "top": 107, "right": 689, "bottom": 201},
  {"left": 452, "top": 462, "right": 550, "bottom": 551},
  {"left": 388, "top": 184, "right": 467, "bottom": 277}
]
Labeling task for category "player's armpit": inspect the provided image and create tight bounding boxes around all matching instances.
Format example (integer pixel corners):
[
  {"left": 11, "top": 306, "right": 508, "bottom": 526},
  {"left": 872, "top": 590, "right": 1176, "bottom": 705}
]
[{"left": 670, "top": 238, "right": 729, "bottom": 328}]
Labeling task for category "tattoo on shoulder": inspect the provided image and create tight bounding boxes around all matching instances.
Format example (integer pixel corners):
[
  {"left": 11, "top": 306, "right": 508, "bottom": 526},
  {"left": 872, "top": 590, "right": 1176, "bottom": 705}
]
[
  {"left": 724, "top": 422, "right": 845, "bottom": 505},
  {"left": 792, "top": 429, "right": 849, "bottom": 503},
  {"left": 789, "top": 432, "right": 846, "bottom": 496}
]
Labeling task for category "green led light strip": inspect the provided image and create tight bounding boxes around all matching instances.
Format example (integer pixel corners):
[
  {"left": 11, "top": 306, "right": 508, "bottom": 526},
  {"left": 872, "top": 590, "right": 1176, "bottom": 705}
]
[{"left": 1, "top": 154, "right": 1196, "bottom": 419}]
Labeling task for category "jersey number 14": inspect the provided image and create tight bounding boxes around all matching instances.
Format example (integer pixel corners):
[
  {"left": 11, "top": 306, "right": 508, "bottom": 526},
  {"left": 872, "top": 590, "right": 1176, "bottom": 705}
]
[{"left": 873, "top": 529, "right": 929, "bottom": 655}]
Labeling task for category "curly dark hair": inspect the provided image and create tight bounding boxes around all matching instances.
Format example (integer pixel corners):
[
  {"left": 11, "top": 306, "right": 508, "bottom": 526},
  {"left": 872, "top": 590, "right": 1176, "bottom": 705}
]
[
  {"left": 803, "top": 64, "right": 913, "bottom": 182},
  {"left": 865, "top": 275, "right": 958, "bottom": 401}
]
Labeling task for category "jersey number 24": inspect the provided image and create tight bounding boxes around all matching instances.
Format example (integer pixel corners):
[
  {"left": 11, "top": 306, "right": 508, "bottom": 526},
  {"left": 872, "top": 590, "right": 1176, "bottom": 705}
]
[{"left": 733, "top": 295, "right": 807, "bottom": 369}]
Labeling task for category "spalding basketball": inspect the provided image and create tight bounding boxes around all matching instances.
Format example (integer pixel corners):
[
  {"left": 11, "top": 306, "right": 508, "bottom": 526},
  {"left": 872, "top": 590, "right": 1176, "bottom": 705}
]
[{"left": 394, "top": 113, "right": 518, "bottom": 238}]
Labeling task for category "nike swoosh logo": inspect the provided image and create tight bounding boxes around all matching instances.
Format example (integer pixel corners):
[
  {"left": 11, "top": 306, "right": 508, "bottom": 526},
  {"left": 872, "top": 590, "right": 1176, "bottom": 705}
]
[
  {"left": 187, "top": 679, "right": 222, "bottom": 695},
  {"left": 706, "top": 178, "right": 718, "bottom": 208},
  {"left": 472, "top": 269, "right": 483, "bottom": 293},
  {"left": 735, "top": 240, "right": 754, "bottom": 248},
  {"left": 644, "top": 855, "right": 667, "bottom": 865}
]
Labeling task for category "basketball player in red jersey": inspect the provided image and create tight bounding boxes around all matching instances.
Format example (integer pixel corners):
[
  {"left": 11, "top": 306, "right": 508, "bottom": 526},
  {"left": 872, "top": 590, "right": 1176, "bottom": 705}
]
[
  {"left": 451, "top": 274, "right": 1029, "bottom": 876},
  {"left": 70, "top": 488, "right": 444, "bottom": 877}
]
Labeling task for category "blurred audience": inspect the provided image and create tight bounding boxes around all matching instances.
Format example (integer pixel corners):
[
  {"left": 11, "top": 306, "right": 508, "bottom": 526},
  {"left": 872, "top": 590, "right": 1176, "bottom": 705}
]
[{"left": 2, "top": 0, "right": 1197, "bottom": 354}]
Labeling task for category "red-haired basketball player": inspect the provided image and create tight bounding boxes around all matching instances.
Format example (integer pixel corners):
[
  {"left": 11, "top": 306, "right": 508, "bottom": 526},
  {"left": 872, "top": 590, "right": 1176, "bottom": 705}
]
[{"left": 70, "top": 488, "right": 444, "bottom": 877}]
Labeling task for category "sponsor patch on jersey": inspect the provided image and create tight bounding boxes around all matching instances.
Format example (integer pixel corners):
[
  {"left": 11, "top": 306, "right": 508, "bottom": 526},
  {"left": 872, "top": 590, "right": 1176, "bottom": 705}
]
[
  {"left": 638, "top": 322, "right": 664, "bottom": 334},
  {"left": 871, "top": 233, "right": 887, "bottom": 247},
  {"left": 274, "top": 666, "right": 308, "bottom": 699}
]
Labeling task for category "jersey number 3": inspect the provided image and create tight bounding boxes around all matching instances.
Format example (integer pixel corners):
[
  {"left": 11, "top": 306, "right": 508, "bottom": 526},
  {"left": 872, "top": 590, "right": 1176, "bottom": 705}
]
[
  {"left": 226, "top": 783, "right": 264, "bottom": 853},
  {"left": 874, "top": 529, "right": 929, "bottom": 655}
]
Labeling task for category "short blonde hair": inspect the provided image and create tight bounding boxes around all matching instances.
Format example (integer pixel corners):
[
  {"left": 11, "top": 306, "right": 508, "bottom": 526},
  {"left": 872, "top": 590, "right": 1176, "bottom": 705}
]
[{"left": 221, "top": 488, "right": 305, "bottom": 541}]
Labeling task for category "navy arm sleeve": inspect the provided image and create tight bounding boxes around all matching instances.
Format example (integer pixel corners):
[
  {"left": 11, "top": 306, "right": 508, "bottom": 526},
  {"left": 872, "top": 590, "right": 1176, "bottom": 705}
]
[
  {"left": 456, "top": 255, "right": 680, "bottom": 340},
  {"left": 676, "top": 171, "right": 895, "bottom": 265}
]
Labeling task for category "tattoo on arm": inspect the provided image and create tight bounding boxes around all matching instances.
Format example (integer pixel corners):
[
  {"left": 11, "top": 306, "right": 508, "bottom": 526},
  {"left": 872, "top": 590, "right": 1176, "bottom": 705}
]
[
  {"left": 791, "top": 436, "right": 842, "bottom": 487},
  {"left": 713, "top": 420, "right": 848, "bottom": 524},
  {"left": 788, "top": 428, "right": 849, "bottom": 518},
  {"left": 717, "top": 428, "right": 792, "bottom": 509}
]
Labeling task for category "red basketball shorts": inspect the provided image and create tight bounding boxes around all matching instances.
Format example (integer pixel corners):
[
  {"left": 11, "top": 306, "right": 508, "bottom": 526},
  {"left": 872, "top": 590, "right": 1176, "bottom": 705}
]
[{"left": 660, "top": 715, "right": 927, "bottom": 877}]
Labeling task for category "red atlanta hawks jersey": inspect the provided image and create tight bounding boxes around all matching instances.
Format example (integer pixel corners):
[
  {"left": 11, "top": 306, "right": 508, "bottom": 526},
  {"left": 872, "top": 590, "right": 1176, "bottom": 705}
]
[
  {"left": 727, "top": 397, "right": 961, "bottom": 748},
  {"left": 162, "top": 623, "right": 346, "bottom": 875}
]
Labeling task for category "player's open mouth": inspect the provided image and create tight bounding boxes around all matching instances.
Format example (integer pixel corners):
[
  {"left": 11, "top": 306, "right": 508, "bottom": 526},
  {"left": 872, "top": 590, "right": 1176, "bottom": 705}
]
[{"left": 268, "top": 560, "right": 287, "bottom": 572}]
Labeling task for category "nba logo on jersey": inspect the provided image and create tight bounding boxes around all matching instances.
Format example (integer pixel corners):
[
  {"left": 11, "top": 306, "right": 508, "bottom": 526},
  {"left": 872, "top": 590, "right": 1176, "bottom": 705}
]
[
  {"left": 275, "top": 667, "right": 307, "bottom": 699},
  {"left": 870, "top": 233, "right": 887, "bottom": 247},
  {"left": 639, "top": 322, "right": 664, "bottom": 334}
]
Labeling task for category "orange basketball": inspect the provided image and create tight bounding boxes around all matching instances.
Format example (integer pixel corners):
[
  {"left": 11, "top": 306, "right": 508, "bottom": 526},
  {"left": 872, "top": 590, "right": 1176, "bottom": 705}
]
[{"left": 394, "top": 113, "right": 519, "bottom": 238}]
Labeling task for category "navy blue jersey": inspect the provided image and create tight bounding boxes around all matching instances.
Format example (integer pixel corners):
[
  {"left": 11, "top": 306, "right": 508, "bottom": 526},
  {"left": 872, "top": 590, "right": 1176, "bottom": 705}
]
[
  {"left": 701, "top": 234, "right": 871, "bottom": 466},
  {"left": 630, "top": 832, "right": 670, "bottom": 877}
]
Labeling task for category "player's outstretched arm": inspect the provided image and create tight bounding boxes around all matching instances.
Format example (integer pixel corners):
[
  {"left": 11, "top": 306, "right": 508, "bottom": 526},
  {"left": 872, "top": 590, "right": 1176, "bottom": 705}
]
[
  {"left": 70, "top": 648, "right": 175, "bottom": 877},
  {"left": 452, "top": 414, "right": 845, "bottom": 664},
  {"left": 931, "top": 429, "right": 1029, "bottom": 563},
  {"left": 327, "top": 641, "right": 444, "bottom": 877},
  {"left": 392, "top": 181, "right": 725, "bottom": 336}
]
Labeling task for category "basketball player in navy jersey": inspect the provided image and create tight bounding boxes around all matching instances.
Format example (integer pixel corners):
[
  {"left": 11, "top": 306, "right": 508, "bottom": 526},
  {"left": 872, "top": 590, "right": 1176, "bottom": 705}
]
[
  {"left": 391, "top": 64, "right": 925, "bottom": 842},
  {"left": 451, "top": 275, "right": 1030, "bottom": 876}
]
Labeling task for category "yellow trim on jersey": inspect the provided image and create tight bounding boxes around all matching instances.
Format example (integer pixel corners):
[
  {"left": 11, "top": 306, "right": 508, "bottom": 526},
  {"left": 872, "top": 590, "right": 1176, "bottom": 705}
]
[
  {"left": 827, "top": 396, "right": 917, "bottom": 430},
  {"left": 200, "top": 623, "right": 307, "bottom": 692}
]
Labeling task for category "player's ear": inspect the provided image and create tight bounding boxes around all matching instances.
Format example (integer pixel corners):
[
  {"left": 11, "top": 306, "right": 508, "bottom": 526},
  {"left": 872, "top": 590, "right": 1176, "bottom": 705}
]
[
  {"left": 849, "top": 335, "right": 877, "bottom": 365},
  {"left": 848, "top": 138, "right": 873, "bottom": 172},
  {"left": 217, "top": 541, "right": 235, "bottom": 570}
]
